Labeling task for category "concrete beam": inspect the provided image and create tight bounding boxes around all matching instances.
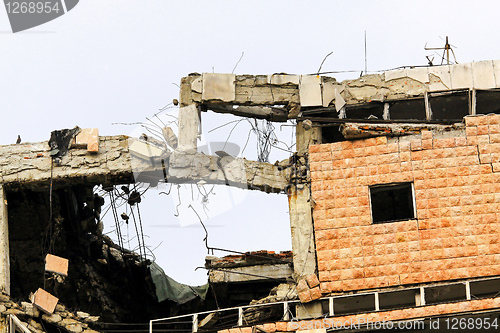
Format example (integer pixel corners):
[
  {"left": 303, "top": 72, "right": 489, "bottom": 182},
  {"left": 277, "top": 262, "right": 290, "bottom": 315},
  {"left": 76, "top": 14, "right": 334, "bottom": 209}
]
[
  {"left": 180, "top": 74, "right": 300, "bottom": 110},
  {"left": 0, "top": 136, "right": 134, "bottom": 191},
  {"left": 0, "top": 136, "right": 287, "bottom": 194},
  {"left": 209, "top": 263, "right": 293, "bottom": 283},
  {"left": 206, "top": 104, "right": 289, "bottom": 122},
  {"left": 166, "top": 151, "right": 287, "bottom": 193}
]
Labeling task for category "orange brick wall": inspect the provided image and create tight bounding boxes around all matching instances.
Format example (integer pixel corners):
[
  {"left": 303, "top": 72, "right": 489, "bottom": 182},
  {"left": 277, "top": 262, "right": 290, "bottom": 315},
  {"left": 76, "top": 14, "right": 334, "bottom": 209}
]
[{"left": 309, "top": 114, "right": 500, "bottom": 293}]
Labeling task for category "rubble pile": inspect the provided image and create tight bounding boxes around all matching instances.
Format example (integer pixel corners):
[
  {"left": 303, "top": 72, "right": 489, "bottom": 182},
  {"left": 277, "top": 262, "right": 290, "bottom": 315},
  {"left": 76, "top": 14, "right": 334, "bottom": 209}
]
[{"left": 0, "top": 292, "right": 99, "bottom": 333}]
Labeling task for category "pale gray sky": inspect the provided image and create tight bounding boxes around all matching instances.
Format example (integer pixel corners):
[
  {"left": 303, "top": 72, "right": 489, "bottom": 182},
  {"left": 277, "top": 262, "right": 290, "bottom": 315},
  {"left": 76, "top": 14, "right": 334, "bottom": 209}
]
[{"left": 2, "top": 1, "right": 500, "bottom": 285}]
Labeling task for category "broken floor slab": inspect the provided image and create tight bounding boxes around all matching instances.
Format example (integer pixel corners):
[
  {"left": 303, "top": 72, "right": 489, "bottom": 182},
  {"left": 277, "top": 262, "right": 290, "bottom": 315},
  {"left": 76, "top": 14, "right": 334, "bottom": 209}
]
[
  {"left": 206, "top": 251, "right": 293, "bottom": 284},
  {"left": 339, "top": 121, "right": 464, "bottom": 139}
]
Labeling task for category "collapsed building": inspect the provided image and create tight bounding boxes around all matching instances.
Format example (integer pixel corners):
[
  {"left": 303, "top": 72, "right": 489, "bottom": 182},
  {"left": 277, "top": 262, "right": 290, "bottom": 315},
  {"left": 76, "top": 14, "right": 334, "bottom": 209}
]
[{"left": 3, "top": 60, "right": 500, "bottom": 333}]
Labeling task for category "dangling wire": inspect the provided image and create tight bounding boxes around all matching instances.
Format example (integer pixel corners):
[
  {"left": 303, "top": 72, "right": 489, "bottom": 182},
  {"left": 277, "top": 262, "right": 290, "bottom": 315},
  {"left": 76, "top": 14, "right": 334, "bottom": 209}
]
[
  {"left": 135, "top": 202, "right": 147, "bottom": 262},
  {"left": 129, "top": 205, "right": 144, "bottom": 260}
]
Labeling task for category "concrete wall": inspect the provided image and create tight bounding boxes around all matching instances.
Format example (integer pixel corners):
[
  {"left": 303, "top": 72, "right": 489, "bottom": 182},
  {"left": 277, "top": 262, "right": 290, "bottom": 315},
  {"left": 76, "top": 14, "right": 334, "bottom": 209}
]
[{"left": 310, "top": 114, "right": 500, "bottom": 293}]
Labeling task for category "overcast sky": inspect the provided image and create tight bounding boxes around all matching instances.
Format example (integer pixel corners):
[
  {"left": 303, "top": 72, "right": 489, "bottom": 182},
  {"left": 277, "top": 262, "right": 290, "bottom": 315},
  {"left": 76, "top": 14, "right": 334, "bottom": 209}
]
[{"left": 3, "top": 1, "right": 500, "bottom": 285}]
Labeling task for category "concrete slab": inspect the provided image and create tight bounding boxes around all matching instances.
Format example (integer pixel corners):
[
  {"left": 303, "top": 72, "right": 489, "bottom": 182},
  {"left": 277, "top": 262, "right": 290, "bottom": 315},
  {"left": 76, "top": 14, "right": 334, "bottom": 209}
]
[
  {"left": 128, "top": 139, "right": 164, "bottom": 159},
  {"left": 299, "top": 75, "right": 322, "bottom": 107},
  {"left": 322, "top": 82, "right": 336, "bottom": 107},
  {"left": 493, "top": 60, "right": 500, "bottom": 88},
  {"left": 385, "top": 68, "right": 407, "bottom": 81},
  {"left": 472, "top": 60, "right": 496, "bottom": 89},
  {"left": 335, "top": 88, "right": 345, "bottom": 112},
  {"left": 428, "top": 65, "right": 452, "bottom": 91},
  {"left": 202, "top": 73, "right": 236, "bottom": 102},
  {"left": 407, "top": 67, "right": 429, "bottom": 83},
  {"left": 267, "top": 74, "right": 300, "bottom": 85},
  {"left": 450, "top": 63, "right": 473, "bottom": 90},
  {"left": 191, "top": 77, "right": 202, "bottom": 93}
]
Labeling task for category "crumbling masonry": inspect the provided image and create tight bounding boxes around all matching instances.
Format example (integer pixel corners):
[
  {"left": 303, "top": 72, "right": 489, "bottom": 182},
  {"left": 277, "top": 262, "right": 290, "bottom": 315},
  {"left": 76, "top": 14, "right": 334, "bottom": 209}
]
[{"left": 3, "top": 60, "right": 500, "bottom": 333}]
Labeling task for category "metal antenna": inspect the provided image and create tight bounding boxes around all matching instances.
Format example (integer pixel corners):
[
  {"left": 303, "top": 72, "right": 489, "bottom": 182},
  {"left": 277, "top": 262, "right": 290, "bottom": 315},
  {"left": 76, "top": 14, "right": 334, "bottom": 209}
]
[
  {"left": 364, "top": 31, "right": 368, "bottom": 74},
  {"left": 424, "top": 36, "right": 458, "bottom": 65}
]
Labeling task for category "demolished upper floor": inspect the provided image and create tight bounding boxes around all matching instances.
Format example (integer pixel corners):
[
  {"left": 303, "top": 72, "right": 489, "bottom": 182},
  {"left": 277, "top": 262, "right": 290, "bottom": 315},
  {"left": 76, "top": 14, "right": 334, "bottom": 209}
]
[{"left": 179, "top": 60, "right": 500, "bottom": 132}]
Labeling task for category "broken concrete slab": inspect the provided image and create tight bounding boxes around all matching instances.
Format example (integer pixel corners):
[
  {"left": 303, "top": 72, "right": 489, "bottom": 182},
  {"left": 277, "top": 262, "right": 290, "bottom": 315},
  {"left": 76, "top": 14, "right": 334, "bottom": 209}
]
[
  {"left": 339, "top": 121, "right": 464, "bottom": 139},
  {"left": 162, "top": 127, "right": 178, "bottom": 149},
  {"left": 202, "top": 73, "right": 236, "bottom": 102},
  {"left": 321, "top": 82, "right": 336, "bottom": 108},
  {"left": 128, "top": 139, "right": 165, "bottom": 160},
  {"left": 267, "top": 74, "right": 300, "bottom": 85},
  {"left": 335, "top": 87, "right": 345, "bottom": 112},
  {"left": 428, "top": 65, "right": 452, "bottom": 91},
  {"left": 299, "top": 75, "right": 322, "bottom": 107}
]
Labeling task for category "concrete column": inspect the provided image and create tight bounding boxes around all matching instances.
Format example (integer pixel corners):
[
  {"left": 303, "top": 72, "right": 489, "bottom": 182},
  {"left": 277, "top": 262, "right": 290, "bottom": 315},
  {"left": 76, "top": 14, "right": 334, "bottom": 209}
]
[
  {"left": 177, "top": 104, "right": 200, "bottom": 153},
  {"left": 0, "top": 185, "right": 10, "bottom": 295},
  {"left": 288, "top": 121, "right": 321, "bottom": 279},
  {"left": 288, "top": 184, "right": 316, "bottom": 278}
]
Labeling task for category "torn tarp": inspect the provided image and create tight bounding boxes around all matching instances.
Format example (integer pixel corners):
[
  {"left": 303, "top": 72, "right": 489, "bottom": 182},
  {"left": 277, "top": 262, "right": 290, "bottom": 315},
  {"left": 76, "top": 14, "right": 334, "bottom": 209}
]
[
  {"left": 149, "top": 262, "right": 209, "bottom": 304},
  {"left": 48, "top": 126, "right": 81, "bottom": 159}
]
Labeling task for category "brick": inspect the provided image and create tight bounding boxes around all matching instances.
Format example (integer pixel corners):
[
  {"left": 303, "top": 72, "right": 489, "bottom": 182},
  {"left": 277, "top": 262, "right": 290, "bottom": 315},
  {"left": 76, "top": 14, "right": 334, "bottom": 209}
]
[
  {"left": 240, "top": 328, "right": 252, "bottom": 333},
  {"left": 411, "top": 140, "right": 422, "bottom": 151},
  {"left": 421, "top": 139, "right": 433, "bottom": 150},
  {"left": 229, "top": 329, "right": 241, "bottom": 333},
  {"left": 467, "top": 136, "right": 478, "bottom": 146},
  {"left": 306, "top": 274, "right": 320, "bottom": 288},
  {"left": 375, "top": 136, "right": 387, "bottom": 145},
  {"left": 275, "top": 322, "right": 287, "bottom": 332},
  {"left": 477, "top": 125, "right": 489, "bottom": 135},
  {"left": 465, "top": 115, "right": 481, "bottom": 127},
  {"left": 45, "top": 254, "right": 69, "bottom": 276},
  {"left": 263, "top": 323, "right": 276, "bottom": 333},
  {"left": 477, "top": 115, "right": 490, "bottom": 125},
  {"left": 32, "top": 288, "right": 58, "bottom": 314},
  {"left": 298, "top": 290, "right": 312, "bottom": 303},
  {"left": 421, "top": 130, "right": 432, "bottom": 140},
  {"left": 309, "top": 286, "right": 322, "bottom": 300},
  {"left": 74, "top": 128, "right": 99, "bottom": 152}
]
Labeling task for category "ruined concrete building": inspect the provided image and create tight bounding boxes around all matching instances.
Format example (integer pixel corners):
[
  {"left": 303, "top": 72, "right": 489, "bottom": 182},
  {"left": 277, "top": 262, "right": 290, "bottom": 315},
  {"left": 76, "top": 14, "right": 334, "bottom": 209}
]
[{"left": 3, "top": 60, "right": 500, "bottom": 333}]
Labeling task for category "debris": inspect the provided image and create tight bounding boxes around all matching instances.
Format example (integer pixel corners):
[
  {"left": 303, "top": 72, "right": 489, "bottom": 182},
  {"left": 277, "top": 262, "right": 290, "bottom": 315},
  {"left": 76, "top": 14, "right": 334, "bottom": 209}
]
[
  {"left": 45, "top": 254, "right": 69, "bottom": 276},
  {"left": 162, "top": 126, "right": 178, "bottom": 149},
  {"left": 48, "top": 126, "right": 81, "bottom": 159},
  {"left": 32, "top": 288, "right": 58, "bottom": 314}
]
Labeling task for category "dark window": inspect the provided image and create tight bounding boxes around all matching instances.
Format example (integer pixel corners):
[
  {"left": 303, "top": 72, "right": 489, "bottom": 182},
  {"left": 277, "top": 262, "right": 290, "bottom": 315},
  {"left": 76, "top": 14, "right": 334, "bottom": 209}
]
[
  {"left": 370, "top": 183, "right": 415, "bottom": 223},
  {"left": 476, "top": 89, "right": 500, "bottom": 114},
  {"left": 345, "top": 103, "right": 384, "bottom": 120},
  {"left": 429, "top": 90, "right": 470, "bottom": 120},
  {"left": 389, "top": 98, "right": 427, "bottom": 120}
]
